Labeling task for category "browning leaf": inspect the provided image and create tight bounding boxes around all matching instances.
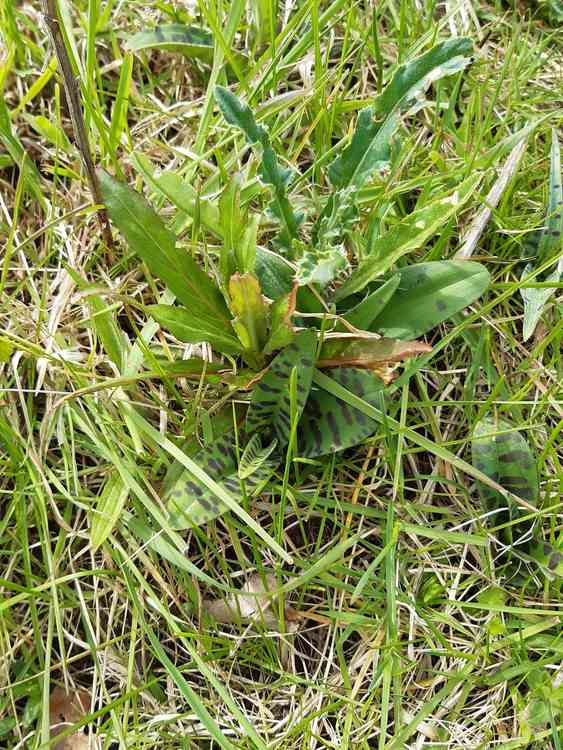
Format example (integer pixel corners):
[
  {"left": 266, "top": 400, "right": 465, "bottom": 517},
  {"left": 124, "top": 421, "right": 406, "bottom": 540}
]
[
  {"left": 203, "top": 573, "right": 299, "bottom": 628},
  {"left": 49, "top": 687, "right": 97, "bottom": 750}
]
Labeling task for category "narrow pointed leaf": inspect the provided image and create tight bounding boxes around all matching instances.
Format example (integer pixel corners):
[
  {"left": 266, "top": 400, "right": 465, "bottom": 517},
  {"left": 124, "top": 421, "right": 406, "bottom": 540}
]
[
  {"left": 521, "top": 265, "right": 561, "bottom": 342},
  {"left": 370, "top": 261, "right": 490, "bottom": 339},
  {"left": 238, "top": 434, "right": 278, "bottom": 479},
  {"left": 98, "top": 171, "right": 230, "bottom": 323},
  {"left": 520, "top": 130, "right": 563, "bottom": 341},
  {"left": 245, "top": 330, "right": 316, "bottom": 444},
  {"left": 373, "top": 37, "right": 473, "bottom": 118},
  {"left": 300, "top": 368, "right": 384, "bottom": 457},
  {"left": 334, "top": 174, "right": 481, "bottom": 300},
  {"left": 327, "top": 38, "right": 473, "bottom": 192},
  {"left": 147, "top": 304, "right": 242, "bottom": 355},
  {"left": 215, "top": 86, "right": 302, "bottom": 247},
  {"left": 90, "top": 471, "right": 129, "bottom": 551},
  {"left": 132, "top": 153, "right": 223, "bottom": 238}
]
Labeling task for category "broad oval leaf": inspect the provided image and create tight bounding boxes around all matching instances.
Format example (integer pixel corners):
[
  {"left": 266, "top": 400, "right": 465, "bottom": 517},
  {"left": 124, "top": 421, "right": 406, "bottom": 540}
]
[
  {"left": 98, "top": 171, "right": 230, "bottom": 324},
  {"left": 166, "top": 431, "right": 274, "bottom": 530},
  {"left": 146, "top": 304, "right": 242, "bottom": 355},
  {"left": 471, "top": 417, "right": 538, "bottom": 545},
  {"left": 300, "top": 368, "right": 384, "bottom": 457},
  {"left": 255, "top": 247, "right": 321, "bottom": 312},
  {"left": 342, "top": 274, "right": 400, "bottom": 330},
  {"left": 245, "top": 330, "right": 317, "bottom": 445},
  {"left": 370, "top": 260, "right": 490, "bottom": 339},
  {"left": 125, "top": 24, "right": 215, "bottom": 62}
]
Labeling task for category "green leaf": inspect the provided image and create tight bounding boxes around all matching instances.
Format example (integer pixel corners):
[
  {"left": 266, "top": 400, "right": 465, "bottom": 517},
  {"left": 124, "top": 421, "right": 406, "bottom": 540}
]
[
  {"left": 219, "top": 175, "right": 243, "bottom": 284},
  {"left": 521, "top": 264, "right": 562, "bottom": 343},
  {"left": 124, "top": 24, "right": 215, "bottom": 62},
  {"left": 334, "top": 173, "right": 481, "bottom": 300},
  {"left": 471, "top": 417, "right": 539, "bottom": 546},
  {"left": 0, "top": 99, "right": 46, "bottom": 210},
  {"left": 300, "top": 369, "right": 384, "bottom": 457},
  {"left": 229, "top": 273, "right": 270, "bottom": 358},
  {"left": 245, "top": 330, "right": 316, "bottom": 445},
  {"left": 132, "top": 153, "right": 223, "bottom": 239},
  {"left": 146, "top": 304, "right": 242, "bottom": 355},
  {"left": 238, "top": 434, "right": 278, "bottom": 479},
  {"left": 66, "top": 267, "right": 128, "bottom": 370},
  {"left": 90, "top": 471, "right": 129, "bottom": 551},
  {"left": 264, "top": 284, "right": 296, "bottom": 354},
  {"left": 370, "top": 261, "right": 490, "bottom": 339},
  {"left": 327, "top": 38, "right": 473, "bottom": 192},
  {"left": 255, "top": 246, "right": 294, "bottom": 298},
  {"left": 215, "top": 85, "right": 302, "bottom": 248},
  {"left": 318, "top": 337, "right": 431, "bottom": 372},
  {"left": 98, "top": 170, "right": 230, "bottom": 324},
  {"left": 328, "top": 112, "right": 398, "bottom": 190},
  {"left": 520, "top": 130, "right": 563, "bottom": 342},
  {"left": 373, "top": 37, "right": 473, "bottom": 119},
  {"left": 166, "top": 432, "right": 274, "bottom": 529},
  {"left": 342, "top": 274, "right": 400, "bottom": 330}
]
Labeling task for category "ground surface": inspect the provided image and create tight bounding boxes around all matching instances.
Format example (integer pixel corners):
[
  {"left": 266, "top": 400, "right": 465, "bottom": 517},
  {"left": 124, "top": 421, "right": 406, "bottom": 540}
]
[{"left": 0, "top": 1, "right": 562, "bottom": 749}]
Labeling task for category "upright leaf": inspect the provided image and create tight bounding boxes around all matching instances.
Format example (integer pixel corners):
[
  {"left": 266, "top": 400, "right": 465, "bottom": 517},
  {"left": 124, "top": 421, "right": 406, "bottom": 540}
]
[
  {"left": 132, "top": 153, "right": 223, "bottom": 239},
  {"left": 245, "top": 330, "right": 316, "bottom": 445},
  {"left": 328, "top": 112, "right": 398, "bottom": 190},
  {"left": 264, "top": 283, "right": 297, "bottom": 354},
  {"left": 98, "top": 171, "right": 230, "bottom": 324},
  {"left": 327, "top": 38, "right": 473, "bottom": 192},
  {"left": 215, "top": 86, "right": 302, "bottom": 248},
  {"left": 334, "top": 174, "right": 481, "bottom": 300},
  {"left": 229, "top": 273, "right": 270, "bottom": 360},
  {"left": 373, "top": 37, "right": 473, "bottom": 119},
  {"left": 370, "top": 261, "right": 490, "bottom": 339},
  {"left": 90, "top": 471, "right": 129, "bottom": 551},
  {"left": 238, "top": 434, "right": 278, "bottom": 479},
  {"left": 300, "top": 368, "right": 384, "bottom": 457},
  {"left": 520, "top": 130, "right": 563, "bottom": 341}
]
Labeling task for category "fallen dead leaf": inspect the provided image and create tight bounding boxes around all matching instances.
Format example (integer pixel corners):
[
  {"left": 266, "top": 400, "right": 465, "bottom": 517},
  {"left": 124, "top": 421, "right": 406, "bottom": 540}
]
[
  {"left": 49, "top": 687, "right": 99, "bottom": 750},
  {"left": 203, "top": 573, "right": 300, "bottom": 629}
]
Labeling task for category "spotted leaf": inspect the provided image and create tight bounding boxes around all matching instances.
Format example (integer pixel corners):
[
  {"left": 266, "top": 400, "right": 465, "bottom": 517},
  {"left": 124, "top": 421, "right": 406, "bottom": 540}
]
[
  {"left": 369, "top": 261, "right": 490, "bottom": 339},
  {"left": 471, "top": 417, "right": 538, "bottom": 546},
  {"left": 166, "top": 431, "right": 275, "bottom": 529},
  {"left": 299, "top": 368, "right": 384, "bottom": 457},
  {"left": 245, "top": 330, "right": 316, "bottom": 445},
  {"left": 238, "top": 434, "right": 278, "bottom": 479}
]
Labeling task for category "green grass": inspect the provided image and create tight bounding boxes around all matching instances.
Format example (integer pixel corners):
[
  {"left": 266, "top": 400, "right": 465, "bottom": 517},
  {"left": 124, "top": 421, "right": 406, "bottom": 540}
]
[{"left": 1, "top": 1, "right": 562, "bottom": 748}]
